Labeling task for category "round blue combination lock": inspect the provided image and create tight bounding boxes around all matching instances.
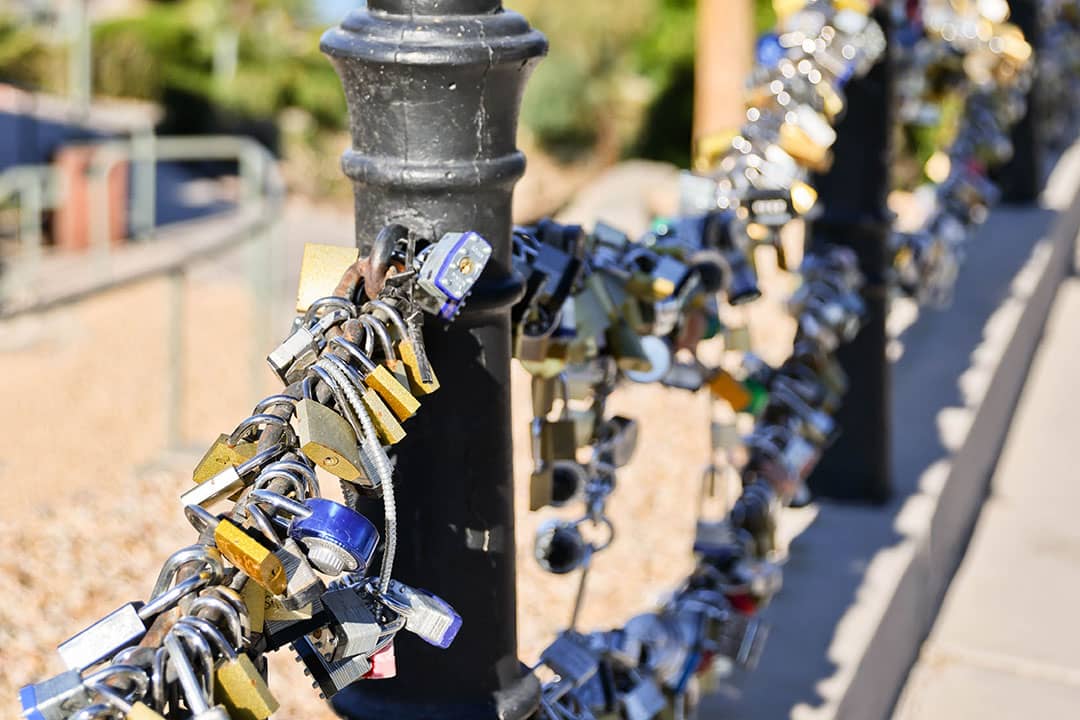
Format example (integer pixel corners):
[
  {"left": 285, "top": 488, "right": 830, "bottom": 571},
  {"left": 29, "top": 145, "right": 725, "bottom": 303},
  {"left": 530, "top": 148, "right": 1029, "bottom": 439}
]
[{"left": 289, "top": 498, "right": 380, "bottom": 576}]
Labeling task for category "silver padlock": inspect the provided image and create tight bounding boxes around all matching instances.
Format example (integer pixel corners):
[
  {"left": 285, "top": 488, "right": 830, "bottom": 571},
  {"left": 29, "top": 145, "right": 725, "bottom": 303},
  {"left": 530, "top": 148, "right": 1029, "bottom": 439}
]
[
  {"left": 376, "top": 578, "right": 462, "bottom": 650},
  {"left": 540, "top": 633, "right": 599, "bottom": 689},
  {"left": 618, "top": 671, "right": 667, "bottom": 720},
  {"left": 321, "top": 587, "right": 381, "bottom": 662},
  {"left": 19, "top": 671, "right": 93, "bottom": 720}
]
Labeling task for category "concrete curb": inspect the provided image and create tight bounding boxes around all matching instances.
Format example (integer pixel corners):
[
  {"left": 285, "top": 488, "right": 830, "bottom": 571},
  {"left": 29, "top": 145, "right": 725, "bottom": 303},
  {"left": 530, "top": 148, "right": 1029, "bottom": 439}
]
[{"left": 705, "top": 142, "right": 1080, "bottom": 720}]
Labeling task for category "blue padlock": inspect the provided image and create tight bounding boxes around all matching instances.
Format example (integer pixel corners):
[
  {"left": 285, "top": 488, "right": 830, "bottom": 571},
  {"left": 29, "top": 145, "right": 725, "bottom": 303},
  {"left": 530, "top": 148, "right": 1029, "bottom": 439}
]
[
  {"left": 755, "top": 33, "right": 786, "bottom": 68},
  {"left": 288, "top": 498, "right": 380, "bottom": 576}
]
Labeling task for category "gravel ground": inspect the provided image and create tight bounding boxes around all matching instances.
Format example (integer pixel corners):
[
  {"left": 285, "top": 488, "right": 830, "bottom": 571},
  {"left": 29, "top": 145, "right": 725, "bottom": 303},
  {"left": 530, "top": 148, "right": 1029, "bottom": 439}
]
[{"left": 0, "top": 189, "right": 801, "bottom": 717}]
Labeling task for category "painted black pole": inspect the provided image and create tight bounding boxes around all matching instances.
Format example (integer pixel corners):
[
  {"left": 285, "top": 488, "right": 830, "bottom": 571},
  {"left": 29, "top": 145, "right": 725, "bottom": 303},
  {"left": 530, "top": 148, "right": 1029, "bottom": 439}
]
[
  {"left": 806, "top": 7, "right": 893, "bottom": 504},
  {"left": 992, "top": 0, "right": 1042, "bottom": 203},
  {"left": 321, "top": 2, "right": 546, "bottom": 718}
]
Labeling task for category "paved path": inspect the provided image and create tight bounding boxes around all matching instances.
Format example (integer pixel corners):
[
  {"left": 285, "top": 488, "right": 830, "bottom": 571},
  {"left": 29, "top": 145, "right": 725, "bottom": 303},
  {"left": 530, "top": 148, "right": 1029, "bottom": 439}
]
[{"left": 893, "top": 274, "right": 1080, "bottom": 719}]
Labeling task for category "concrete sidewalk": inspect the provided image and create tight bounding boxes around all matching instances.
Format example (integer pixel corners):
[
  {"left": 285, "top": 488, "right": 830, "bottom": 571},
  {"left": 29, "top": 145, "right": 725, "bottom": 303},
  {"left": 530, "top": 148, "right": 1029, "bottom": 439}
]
[{"left": 892, "top": 276, "right": 1080, "bottom": 719}]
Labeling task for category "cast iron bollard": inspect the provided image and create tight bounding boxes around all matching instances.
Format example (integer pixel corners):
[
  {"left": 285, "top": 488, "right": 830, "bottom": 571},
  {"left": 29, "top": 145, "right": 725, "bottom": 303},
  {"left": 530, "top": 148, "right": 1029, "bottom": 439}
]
[
  {"left": 806, "top": 7, "right": 893, "bottom": 504},
  {"left": 992, "top": 0, "right": 1042, "bottom": 203},
  {"left": 321, "top": 2, "right": 547, "bottom": 718}
]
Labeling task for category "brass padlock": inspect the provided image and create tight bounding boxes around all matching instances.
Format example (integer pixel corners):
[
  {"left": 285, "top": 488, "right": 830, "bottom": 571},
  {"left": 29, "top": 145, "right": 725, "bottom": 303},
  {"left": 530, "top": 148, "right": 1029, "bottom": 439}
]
[
  {"left": 316, "top": 356, "right": 407, "bottom": 446},
  {"left": 215, "top": 649, "right": 280, "bottom": 720},
  {"left": 239, "top": 582, "right": 266, "bottom": 635},
  {"left": 779, "top": 123, "right": 832, "bottom": 172},
  {"left": 330, "top": 336, "right": 420, "bottom": 422},
  {"left": 367, "top": 300, "right": 441, "bottom": 395},
  {"left": 295, "top": 243, "right": 360, "bottom": 313},
  {"left": 529, "top": 467, "right": 554, "bottom": 512},
  {"left": 214, "top": 518, "right": 288, "bottom": 596},
  {"left": 193, "top": 434, "right": 258, "bottom": 486},
  {"left": 355, "top": 314, "right": 412, "bottom": 392},
  {"left": 359, "top": 386, "right": 407, "bottom": 445},
  {"left": 295, "top": 397, "right": 365, "bottom": 483}
]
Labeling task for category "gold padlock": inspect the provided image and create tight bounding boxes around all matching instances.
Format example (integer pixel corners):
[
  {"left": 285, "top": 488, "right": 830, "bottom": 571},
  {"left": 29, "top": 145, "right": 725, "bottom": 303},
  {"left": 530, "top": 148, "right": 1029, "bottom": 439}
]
[
  {"left": 779, "top": 123, "right": 832, "bottom": 172},
  {"left": 295, "top": 397, "right": 365, "bottom": 482},
  {"left": 529, "top": 467, "right": 554, "bottom": 512},
  {"left": 331, "top": 336, "right": 420, "bottom": 422},
  {"left": 357, "top": 385, "right": 406, "bottom": 445},
  {"left": 214, "top": 518, "right": 288, "bottom": 596},
  {"left": 295, "top": 243, "right": 360, "bottom": 313},
  {"left": 215, "top": 651, "right": 280, "bottom": 720},
  {"left": 239, "top": 582, "right": 266, "bottom": 634},
  {"left": 317, "top": 355, "right": 407, "bottom": 445},
  {"left": 369, "top": 299, "right": 441, "bottom": 395},
  {"left": 193, "top": 434, "right": 258, "bottom": 486}
]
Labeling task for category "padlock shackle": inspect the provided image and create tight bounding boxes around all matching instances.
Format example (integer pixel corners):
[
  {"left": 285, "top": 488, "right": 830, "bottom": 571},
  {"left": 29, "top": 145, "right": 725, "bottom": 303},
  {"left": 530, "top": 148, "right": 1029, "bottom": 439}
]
[
  {"left": 150, "top": 545, "right": 222, "bottom": 601},
  {"left": 176, "top": 615, "right": 239, "bottom": 661},
  {"left": 162, "top": 633, "right": 212, "bottom": 714},
  {"left": 187, "top": 596, "right": 244, "bottom": 651}
]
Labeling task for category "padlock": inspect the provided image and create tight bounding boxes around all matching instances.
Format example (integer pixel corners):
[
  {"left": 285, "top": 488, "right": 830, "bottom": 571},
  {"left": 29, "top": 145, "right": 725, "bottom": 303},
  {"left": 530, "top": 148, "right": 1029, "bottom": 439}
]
[
  {"left": 193, "top": 434, "right": 258, "bottom": 486},
  {"left": 320, "top": 587, "right": 382, "bottom": 661},
  {"left": 618, "top": 671, "right": 667, "bottom": 720},
  {"left": 597, "top": 416, "right": 639, "bottom": 469},
  {"left": 376, "top": 578, "right": 463, "bottom": 649},
  {"left": 239, "top": 582, "right": 267, "bottom": 635},
  {"left": 329, "top": 336, "right": 420, "bottom": 422},
  {"left": 535, "top": 520, "right": 589, "bottom": 575},
  {"left": 267, "top": 305, "right": 351, "bottom": 384},
  {"left": 365, "top": 300, "right": 441, "bottom": 395},
  {"left": 280, "top": 496, "right": 381, "bottom": 577},
  {"left": 539, "top": 417, "right": 578, "bottom": 463},
  {"left": 294, "top": 397, "right": 365, "bottom": 483},
  {"left": 529, "top": 468, "right": 554, "bottom": 513},
  {"left": 58, "top": 543, "right": 220, "bottom": 671},
  {"left": 295, "top": 243, "right": 361, "bottom": 313},
  {"left": 211, "top": 515, "right": 288, "bottom": 597},
  {"left": 414, "top": 231, "right": 493, "bottom": 319},
  {"left": 292, "top": 636, "right": 372, "bottom": 700},
  {"left": 57, "top": 605, "right": 150, "bottom": 671},
  {"left": 313, "top": 356, "right": 406, "bottom": 446},
  {"left": 623, "top": 336, "right": 673, "bottom": 385},
  {"left": 182, "top": 446, "right": 280, "bottom": 509},
  {"left": 268, "top": 536, "right": 326, "bottom": 612},
  {"left": 19, "top": 670, "right": 94, "bottom": 720},
  {"left": 550, "top": 460, "right": 587, "bottom": 508},
  {"left": 541, "top": 633, "right": 600, "bottom": 688},
  {"left": 350, "top": 314, "right": 410, "bottom": 393}
]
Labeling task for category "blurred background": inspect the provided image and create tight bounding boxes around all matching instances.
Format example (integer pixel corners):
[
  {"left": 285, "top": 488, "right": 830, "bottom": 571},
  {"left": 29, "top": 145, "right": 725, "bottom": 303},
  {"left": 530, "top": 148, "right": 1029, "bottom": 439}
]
[{"left": 0, "top": 1, "right": 930, "bottom": 719}]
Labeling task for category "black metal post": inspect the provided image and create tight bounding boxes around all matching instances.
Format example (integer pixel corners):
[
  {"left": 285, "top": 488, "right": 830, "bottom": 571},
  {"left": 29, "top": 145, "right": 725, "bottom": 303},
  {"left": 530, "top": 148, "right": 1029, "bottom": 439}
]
[
  {"left": 991, "top": 0, "right": 1042, "bottom": 203},
  {"left": 321, "top": 3, "right": 546, "bottom": 719},
  {"left": 806, "top": 8, "right": 893, "bottom": 504}
]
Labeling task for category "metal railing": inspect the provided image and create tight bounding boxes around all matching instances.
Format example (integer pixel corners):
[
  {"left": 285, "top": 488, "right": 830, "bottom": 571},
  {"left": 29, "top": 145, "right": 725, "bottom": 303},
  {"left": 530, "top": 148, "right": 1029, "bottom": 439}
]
[{"left": 0, "top": 133, "right": 284, "bottom": 455}]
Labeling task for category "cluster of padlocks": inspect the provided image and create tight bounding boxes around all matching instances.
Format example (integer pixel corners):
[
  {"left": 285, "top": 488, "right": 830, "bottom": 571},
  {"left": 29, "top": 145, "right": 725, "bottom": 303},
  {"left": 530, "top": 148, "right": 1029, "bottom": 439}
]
[
  {"left": 19, "top": 1, "right": 1047, "bottom": 719},
  {"left": 516, "top": 2, "right": 1037, "bottom": 719},
  {"left": 19, "top": 227, "right": 493, "bottom": 719},
  {"left": 1038, "top": 0, "right": 1080, "bottom": 149},
  {"left": 892, "top": 0, "right": 1036, "bottom": 306}
]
